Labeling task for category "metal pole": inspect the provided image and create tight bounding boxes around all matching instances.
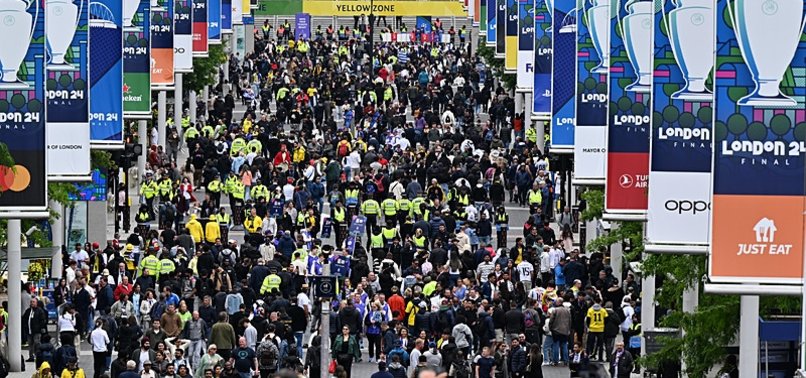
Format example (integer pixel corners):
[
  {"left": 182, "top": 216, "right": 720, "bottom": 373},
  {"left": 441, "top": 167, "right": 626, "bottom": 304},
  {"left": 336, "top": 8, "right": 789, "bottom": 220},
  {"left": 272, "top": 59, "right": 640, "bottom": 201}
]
[
  {"left": 175, "top": 73, "right": 184, "bottom": 141},
  {"left": 739, "top": 293, "right": 759, "bottom": 378},
  {"left": 801, "top": 248, "right": 806, "bottom": 371},
  {"left": 319, "top": 263, "right": 331, "bottom": 378},
  {"left": 137, "top": 120, "right": 147, "bottom": 176},
  {"left": 189, "top": 90, "right": 197, "bottom": 125},
  {"left": 223, "top": 36, "right": 230, "bottom": 97},
  {"left": 681, "top": 281, "right": 698, "bottom": 374},
  {"left": 51, "top": 201, "right": 64, "bottom": 279},
  {"left": 8, "top": 219, "right": 22, "bottom": 371},
  {"left": 640, "top": 255, "right": 655, "bottom": 372},
  {"left": 158, "top": 91, "right": 167, "bottom": 146},
  {"left": 203, "top": 85, "right": 210, "bottom": 119}
]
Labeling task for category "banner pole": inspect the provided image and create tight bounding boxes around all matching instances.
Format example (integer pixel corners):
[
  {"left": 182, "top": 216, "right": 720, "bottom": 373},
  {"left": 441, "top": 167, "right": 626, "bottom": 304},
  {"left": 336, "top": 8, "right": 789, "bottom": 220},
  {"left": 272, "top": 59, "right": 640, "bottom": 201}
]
[
  {"left": 175, "top": 73, "right": 184, "bottom": 141},
  {"left": 158, "top": 90, "right": 167, "bottom": 146},
  {"left": 7, "top": 219, "right": 22, "bottom": 372},
  {"left": 739, "top": 292, "right": 760, "bottom": 378},
  {"left": 138, "top": 120, "right": 148, "bottom": 176},
  {"left": 51, "top": 200, "right": 65, "bottom": 279}
]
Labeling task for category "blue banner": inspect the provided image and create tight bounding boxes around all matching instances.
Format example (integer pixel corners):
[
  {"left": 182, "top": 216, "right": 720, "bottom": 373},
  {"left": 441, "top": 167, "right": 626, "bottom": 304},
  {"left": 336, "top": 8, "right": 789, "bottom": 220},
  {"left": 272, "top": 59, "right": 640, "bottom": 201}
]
[
  {"left": 549, "top": 0, "right": 575, "bottom": 151},
  {"left": 151, "top": 0, "right": 175, "bottom": 87},
  {"left": 46, "top": 0, "right": 91, "bottom": 178},
  {"left": 532, "top": 0, "right": 550, "bottom": 115},
  {"left": 0, "top": 0, "right": 47, "bottom": 210},
  {"left": 89, "top": 0, "right": 123, "bottom": 145},
  {"left": 496, "top": 0, "right": 505, "bottom": 55},
  {"left": 486, "top": 0, "right": 496, "bottom": 46},
  {"left": 349, "top": 215, "right": 367, "bottom": 236},
  {"left": 576, "top": 0, "right": 609, "bottom": 126},
  {"left": 123, "top": 0, "right": 151, "bottom": 116},
  {"left": 221, "top": 0, "right": 232, "bottom": 33},
  {"left": 208, "top": 0, "right": 221, "bottom": 43},
  {"left": 515, "top": 0, "right": 533, "bottom": 90},
  {"left": 321, "top": 217, "right": 332, "bottom": 239},
  {"left": 174, "top": 0, "right": 193, "bottom": 72}
]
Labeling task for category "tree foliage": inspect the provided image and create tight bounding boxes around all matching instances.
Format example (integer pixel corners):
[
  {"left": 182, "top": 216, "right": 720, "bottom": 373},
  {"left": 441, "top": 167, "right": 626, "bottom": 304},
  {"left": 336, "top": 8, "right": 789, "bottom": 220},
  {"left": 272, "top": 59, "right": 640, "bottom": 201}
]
[
  {"left": 477, "top": 43, "right": 516, "bottom": 91},
  {"left": 184, "top": 44, "right": 228, "bottom": 93}
]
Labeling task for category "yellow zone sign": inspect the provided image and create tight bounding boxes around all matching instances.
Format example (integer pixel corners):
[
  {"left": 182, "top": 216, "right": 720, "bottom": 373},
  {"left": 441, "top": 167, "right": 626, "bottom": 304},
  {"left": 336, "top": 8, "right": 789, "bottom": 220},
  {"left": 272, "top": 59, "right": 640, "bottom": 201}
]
[{"left": 302, "top": 0, "right": 468, "bottom": 16}]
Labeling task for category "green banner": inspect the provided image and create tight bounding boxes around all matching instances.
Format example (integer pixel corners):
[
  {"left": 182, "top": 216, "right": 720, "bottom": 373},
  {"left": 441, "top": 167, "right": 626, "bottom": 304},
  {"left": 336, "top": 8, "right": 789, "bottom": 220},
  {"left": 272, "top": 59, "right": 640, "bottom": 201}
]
[{"left": 255, "top": 0, "right": 302, "bottom": 15}]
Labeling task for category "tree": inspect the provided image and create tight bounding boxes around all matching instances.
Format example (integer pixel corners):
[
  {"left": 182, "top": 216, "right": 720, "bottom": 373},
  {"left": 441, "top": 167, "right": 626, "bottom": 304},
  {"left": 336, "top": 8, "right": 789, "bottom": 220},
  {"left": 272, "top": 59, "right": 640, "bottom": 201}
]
[
  {"left": 184, "top": 44, "right": 228, "bottom": 93},
  {"left": 477, "top": 43, "right": 516, "bottom": 91}
]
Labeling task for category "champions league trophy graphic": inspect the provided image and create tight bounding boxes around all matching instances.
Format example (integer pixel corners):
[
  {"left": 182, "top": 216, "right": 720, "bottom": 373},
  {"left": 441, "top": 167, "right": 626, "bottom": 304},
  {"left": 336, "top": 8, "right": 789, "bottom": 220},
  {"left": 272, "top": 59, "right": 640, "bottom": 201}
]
[
  {"left": 666, "top": 0, "right": 714, "bottom": 101},
  {"left": 123, "top": 0, "right": 140, "bottom": 29},
  {"left": 546, "top": 0, "right": 554, "bottom": 32},
  {"left": 621, "top": 0, "right": 652, "bottom": 92},
  {"left": 0, "top": 0, "right": 37, "bottom": 89},
  {"left": 588, "top": 0, "right": 611, "bottom": 73},
  {"left": 727, "top": 0, "right": 805, "bottom": 107},
  {"left": 46, "top": 0, "right": 82, "bottom": 70}
]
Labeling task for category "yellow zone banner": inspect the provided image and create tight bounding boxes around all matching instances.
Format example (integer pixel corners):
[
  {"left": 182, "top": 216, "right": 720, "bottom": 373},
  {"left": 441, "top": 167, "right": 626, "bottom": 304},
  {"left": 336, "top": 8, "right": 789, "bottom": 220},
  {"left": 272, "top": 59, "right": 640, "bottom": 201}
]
[
  {"left": 505, "top": 35, "right": 517, "bottom": 72},
  {"left": 302, "top": 0, "right": 468, "bottom": 16}
]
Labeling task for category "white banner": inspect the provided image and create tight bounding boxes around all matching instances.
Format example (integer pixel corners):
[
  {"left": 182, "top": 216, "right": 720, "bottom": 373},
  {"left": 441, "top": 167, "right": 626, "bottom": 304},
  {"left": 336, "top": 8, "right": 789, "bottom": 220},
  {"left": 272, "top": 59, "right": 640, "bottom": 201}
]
[
  {"left": 47, "top": 124, "right": 91, "bottom": 179},
  {"left": 516, "top": 50, "right": 533, "bottom": 91},
  {"left": 646, "top": 171, "right": 711, "bottom": 246},
  {"left": 233, "top": 0, "right": 243, "bottom": 25},
  {"left": 573, "top": 126, "right": 606, "bottom": 184},
  {"left": 175, "top": 35, "right": 194, "bottom": 72}
]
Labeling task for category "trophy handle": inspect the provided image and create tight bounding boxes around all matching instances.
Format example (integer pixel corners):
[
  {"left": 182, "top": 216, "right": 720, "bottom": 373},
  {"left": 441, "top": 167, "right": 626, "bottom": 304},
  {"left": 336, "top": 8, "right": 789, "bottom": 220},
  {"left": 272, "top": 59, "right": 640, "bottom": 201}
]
[
  {"left": 725, "top": 0, "right": 736, "bottom": 32},
  {"left": 27, "top": 0, "right": 39, "bottom": 48},
  {"left": 75, "top": 0, "right": 83, "bottom": 29}
]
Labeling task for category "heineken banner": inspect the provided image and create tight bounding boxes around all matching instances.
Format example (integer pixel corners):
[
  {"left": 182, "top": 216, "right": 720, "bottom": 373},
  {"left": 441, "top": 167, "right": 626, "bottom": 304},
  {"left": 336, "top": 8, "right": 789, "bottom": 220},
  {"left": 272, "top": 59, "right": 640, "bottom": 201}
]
[
  {"left": 486, "top": 0, "right": 496, "bottom": 46},
  {"left": 233, "top": 0, "right": 243, "bottom": 25},
  {"left": 603, "top": 0, "right": 652, "bottom": 216},
  {"left": 174, "top": 0, "right": 193, "bottom": 72},
  {"left": 208, "top": 0, "right": 222, "bottom": 43},
  {"left": 221, "top": 0, "right": 232, "bottom": 33},
  {"left": 504, "top": 0, "right": 517, "bottom": 73},
  {"left": 123, "top": 0, "right": 151, "bottom": 117},
  {"left": 709, "top": 0, "right": 806, "bottom": 284},
  {"left": 515, "top": 0, "right": 533, "bottom": 91},
  {"left": 151, "top": 1, "right": 175, "bottom": 88},
  {"left": 0, "top": 0, "right": 47, "bottom": 211},
  {"left": 549, "top": 0, "right": 575, "bottom": 153},
  {"left": 46, "top": 0, "right": 91, "bottom": 180},
  {"left": 573, "top": 0, "right": 611, "bottom": 185},
  {"left": 646, "top": 0, "right": 714, "bottom": 247},
  {"left": 480, "top": 0, "right": 486, "bottom": 36},
  {"left": 89, "top": 0, "right": 124, "bottom": 146},
  {"left": 532, "top": 0, "right": 550, "bottom": 118},
  {"left": 496, "top": 0, "right": 505, "bottom": 57},
  {"left": 193, "top": 0, "right": 209, "bottom": 57}
]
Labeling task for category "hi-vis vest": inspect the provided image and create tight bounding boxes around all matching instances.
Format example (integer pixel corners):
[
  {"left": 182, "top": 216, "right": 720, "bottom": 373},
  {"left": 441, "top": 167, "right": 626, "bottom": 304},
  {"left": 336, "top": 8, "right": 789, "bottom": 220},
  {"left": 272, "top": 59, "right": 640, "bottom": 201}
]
[
  {"left": 370, "top": 233, "right": 385, "bottom": 249},
  {"left": 345, "top": 189, "right": 359, "bottom": 205},
  {"left": 216, "top": 213, "right": 230, "bottom": 226},
  {"left": 333, "top": 207, "right": 346, "bottom": 222},
  {"left": 382, "top": 198, "right": 398, "bottom": 216},
  {"left": 413, "top": 235, "right": 426, "bottom": 249},
  {"left": 261, "top": 274, "right": 281, "bottom": 294},
  {"left": 528, "top": 190, "right": 542, "bottom": 205},
  {"left": 398, "top": 198, "right": 411, "bottom": 212},
  {"left": 382, "top": 227, "right": 397, "bottom": 241}
]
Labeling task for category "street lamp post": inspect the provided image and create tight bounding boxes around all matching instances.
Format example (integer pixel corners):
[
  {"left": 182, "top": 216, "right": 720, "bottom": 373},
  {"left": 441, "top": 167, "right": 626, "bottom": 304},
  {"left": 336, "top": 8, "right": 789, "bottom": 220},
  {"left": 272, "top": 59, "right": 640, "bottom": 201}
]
[{"left": 368, "top": 0, "right": 374, "bottom": 79}]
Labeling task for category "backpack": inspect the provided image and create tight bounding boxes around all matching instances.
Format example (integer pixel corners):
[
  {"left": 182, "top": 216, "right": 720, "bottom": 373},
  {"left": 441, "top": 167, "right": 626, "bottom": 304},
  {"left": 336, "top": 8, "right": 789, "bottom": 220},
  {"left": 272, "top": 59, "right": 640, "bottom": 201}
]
[
  {"left": 258, "top": 340, "right": 279, "bottom": 369},
  {"left": 452, "top": 361, "right": 470, "bottom": 378},
  {"left": 524, "top": 309, "right": 536, "bottom": 329},
  {"left": 149, "top": 300, "right": 166, "bottom": 320}
]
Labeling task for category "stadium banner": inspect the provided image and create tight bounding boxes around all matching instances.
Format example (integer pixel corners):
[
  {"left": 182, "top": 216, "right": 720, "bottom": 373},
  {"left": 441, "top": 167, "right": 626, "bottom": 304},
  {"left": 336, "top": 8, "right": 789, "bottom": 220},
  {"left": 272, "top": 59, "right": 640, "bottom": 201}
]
[
  {"left": 504, "top": 0, "right": 517, "bottom": 73},
  {"left": 174, "top": 0, "right": 193, "bottom": 72},
  {"left": 151, "top": 2, "right": 176, "bottom": 88},
  {"left": 232, "top": 0, "right": 243, "bottom": 25},
  {"left": 515, "top": 0, "right": 533, "bottom": 92},
  {"left": 573, "top": 0, "right": 611, "bottom": 185},
  {"left": 302, "top": 1, "right": 468, "bottom": 17},
  {"left": 208, "top": 0, "right": 221, "bottom": 43},
  {"left": 496, "top": 0, "right": 505, "bottom": 57},
  {"left": 45, "top": 0, "right": 91, "bottom": 180},
  {"left": 89, "top": 0, "right": 124, "bottom": 146},
  {"left": 603, "top": 0, "right": 653, "bottom": 217},
  {"left": 480, "top": 0, "right": 487, "bottom": 35},
  {"left": 486, "top": 0, "right": 496, "bottom": 45},
  {"left": 709, "top": 0, "right": 806, "bottom": 284},
  {"left": 221, "top": 0, "right": 232, "bottom": 33},
  {"left": 548, "top": 0, "right": 575, "bottom": 153},
  {"left": 0, "top": 0, "right": 48, "bottom": 211},
  {"left": 645, "top": 0, "right": 714, "bottom": 247},
  {"left": 295, "top": 12, "right": 311, "bottom": 40},
  {"left": 242, "top": 0, "right": 249, "bottom": 15},
  {"left": 192, "top": 0, "right": 209, "bottom": 57},
  {"left": 531, "top": 0, "right": 550, "bottom": 118},
  {"left": 123, "top": 0, "right": 151, "bottom": 117}
]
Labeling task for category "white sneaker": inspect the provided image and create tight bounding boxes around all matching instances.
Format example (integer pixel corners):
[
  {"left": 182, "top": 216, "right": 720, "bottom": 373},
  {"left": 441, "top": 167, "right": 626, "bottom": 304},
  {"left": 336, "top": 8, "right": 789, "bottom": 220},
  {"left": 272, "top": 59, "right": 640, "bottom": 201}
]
[
  {"left": 368, "top": 358, "right": 375, "bottom": 363},
  {"left": 541, "top": 362, "right": 550, "bottom": 366}
]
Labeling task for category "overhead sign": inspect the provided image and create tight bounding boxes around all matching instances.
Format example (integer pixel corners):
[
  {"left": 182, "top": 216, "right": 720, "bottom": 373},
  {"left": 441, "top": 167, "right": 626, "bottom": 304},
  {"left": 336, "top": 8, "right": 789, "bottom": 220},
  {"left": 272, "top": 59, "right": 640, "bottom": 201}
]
[
  {"left": 709, "top": 0, "right": 806, "bottom": 284},
  {"left": 573, "top": 0, "right": 610, "bottom": 185},
  {"left": 123, "top": 0, "right": 151, "bottom": 117},
  {"left": 89, "top": 0, "right": 124, "bottom": 146},
  {"left": 151, "top": 2, "right": 176, "bottom": 88},
  {"left": 496, "top": 0, "right": 505, "bottom": 57},
  {"left": 221, "top": 0, "right": 232, "bottom": 33},
  {"left": 0, "top": 0, "right": 48, "bottom": 211},
  {"left": 46, "top": 0, "right": 91, "bottom": 180},
  {"left": 192, "top": 0, "right": 209, "bottom": 57},
  {"left": 515, "top": 0, "right": 533, "bottom": 91},
  {"left": 485, "top": 0, "right": 495, "bottom": 45},
  {"left": 208, "top": 0, "right": 222, "bottom": 44},
  {"left": 302, "top": 1, "right": 468, "bottom": 16},
  {"left": 549, "top": 0, "right": 574, "bottom": 153},
  {"left": 646, "top": 0, "right": 714, "bottom": 247},
  {"left": 504, "top": 0, "right": 517, "bottom": 73},
  {"left": 604, "top": 0, "right": 652, "bottom": 216},
  {"left": 174, "top": 0, "right": 193, "bottom": 72},
  {"left": 531, "top": 0, "right": 549, "bottom": 117}
]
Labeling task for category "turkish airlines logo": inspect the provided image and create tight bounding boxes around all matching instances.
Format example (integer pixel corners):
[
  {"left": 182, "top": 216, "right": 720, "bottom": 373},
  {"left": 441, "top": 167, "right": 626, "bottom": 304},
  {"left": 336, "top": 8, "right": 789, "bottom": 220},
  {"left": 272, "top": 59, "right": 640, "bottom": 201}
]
[
  {"left": 753, "top": 217, "right": 777, "bottom": 243},
  {"left": 618, "top": 174, "right": 633, "bottom": 188}
]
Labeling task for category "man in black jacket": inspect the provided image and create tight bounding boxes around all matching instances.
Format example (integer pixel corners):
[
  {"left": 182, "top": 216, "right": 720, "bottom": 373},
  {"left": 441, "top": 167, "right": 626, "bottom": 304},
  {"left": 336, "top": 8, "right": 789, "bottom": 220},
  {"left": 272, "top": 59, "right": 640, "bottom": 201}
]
[
  {"left": 609, "top": 342, "right": 634, "bottom": 378},
  {"left": 23, "top": 298, "right": 48, "bottom": 361},
  {"left": 507, "top": 339, "right": 527, "bottom": 378}
]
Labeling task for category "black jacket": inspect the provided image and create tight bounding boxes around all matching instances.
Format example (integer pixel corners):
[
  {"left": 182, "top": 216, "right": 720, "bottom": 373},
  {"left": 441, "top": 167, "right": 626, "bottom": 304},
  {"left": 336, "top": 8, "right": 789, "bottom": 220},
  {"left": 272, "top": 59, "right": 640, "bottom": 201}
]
[
  {"left": 609, "top": 350, "right": 634, "bottom": 378},
  {"left": 23, "top": 306, "right": 48, "bottom": 336},
  {"left": 508, "top": 346, "right": 527, "bottom": 374}
]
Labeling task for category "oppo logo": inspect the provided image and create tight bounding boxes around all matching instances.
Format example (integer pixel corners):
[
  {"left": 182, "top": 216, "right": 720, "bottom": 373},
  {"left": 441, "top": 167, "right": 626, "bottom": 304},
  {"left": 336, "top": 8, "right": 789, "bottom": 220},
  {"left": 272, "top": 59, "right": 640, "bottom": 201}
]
[
  {"left": 664, "top": 200, "right": 710, "bottom": 214},
  {"left": 175, "top": 47, "right": 186, "bottom": 53}
]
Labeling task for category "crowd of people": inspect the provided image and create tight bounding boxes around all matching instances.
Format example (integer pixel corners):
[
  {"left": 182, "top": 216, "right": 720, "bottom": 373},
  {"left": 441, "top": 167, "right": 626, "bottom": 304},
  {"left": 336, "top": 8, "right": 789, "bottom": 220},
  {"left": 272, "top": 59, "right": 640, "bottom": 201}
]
[{"left": 16, "top": 14, "right": 645, "bottom": 378}]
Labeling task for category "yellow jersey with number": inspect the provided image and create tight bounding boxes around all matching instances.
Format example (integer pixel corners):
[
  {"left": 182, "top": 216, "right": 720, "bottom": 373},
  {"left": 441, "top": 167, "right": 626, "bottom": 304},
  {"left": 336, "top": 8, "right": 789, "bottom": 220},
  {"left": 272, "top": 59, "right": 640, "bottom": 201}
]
[{"left": 586, "top": 307, "right": 608, "bottom": 333}]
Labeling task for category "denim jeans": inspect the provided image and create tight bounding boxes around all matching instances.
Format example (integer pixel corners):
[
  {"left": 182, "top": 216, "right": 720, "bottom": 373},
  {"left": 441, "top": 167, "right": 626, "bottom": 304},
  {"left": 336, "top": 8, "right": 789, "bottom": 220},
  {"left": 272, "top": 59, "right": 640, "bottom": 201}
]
[
  {"left": 551, "top": 333, "right": 569, "bottom": 363},
  {"left": 541, "top": 334, "right": 554, "bottom": 363},
  {"left": 294, "top": 331, "right": 304, "bottom": 358}
]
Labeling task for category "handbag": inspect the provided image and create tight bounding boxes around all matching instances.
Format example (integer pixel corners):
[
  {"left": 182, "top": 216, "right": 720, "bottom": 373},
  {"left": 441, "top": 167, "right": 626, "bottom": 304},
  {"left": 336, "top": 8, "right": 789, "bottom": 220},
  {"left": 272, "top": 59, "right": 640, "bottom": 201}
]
[{"left": 328, "top": 359, "right": 337, "bottom": 374}]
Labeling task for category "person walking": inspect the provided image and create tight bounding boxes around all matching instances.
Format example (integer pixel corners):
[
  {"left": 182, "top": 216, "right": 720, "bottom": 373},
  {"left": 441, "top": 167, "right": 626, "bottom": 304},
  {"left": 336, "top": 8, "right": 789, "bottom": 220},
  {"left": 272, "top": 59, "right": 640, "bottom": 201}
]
[
  {"left": 90, "top": 319, "right": 111, "bottom": 378},
  {"left": 332, "top": 325, "right": 361, "bottom": 377}
]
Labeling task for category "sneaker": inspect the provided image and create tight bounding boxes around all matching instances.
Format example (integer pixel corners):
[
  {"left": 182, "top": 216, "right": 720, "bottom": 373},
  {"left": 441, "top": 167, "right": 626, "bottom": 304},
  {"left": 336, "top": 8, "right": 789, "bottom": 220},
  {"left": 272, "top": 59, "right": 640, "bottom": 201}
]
[
  {"left": 541, "top": 362, "right": 549, "bottom": 366},
  {"left": 368, "top": 358, "right": 375, "bottom": 363}
]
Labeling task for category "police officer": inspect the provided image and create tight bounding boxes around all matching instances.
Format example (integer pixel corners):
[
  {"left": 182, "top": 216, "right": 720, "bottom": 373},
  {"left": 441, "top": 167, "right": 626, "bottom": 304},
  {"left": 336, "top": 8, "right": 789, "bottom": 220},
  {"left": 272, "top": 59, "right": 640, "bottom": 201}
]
[
  {"left": 216, "top": 206, "right": 231, "bottom": 242},
  {"left": 138, "top": 248, "right": 160, "bottom": 280},
  {"left": 140, "top": 176, "right": 159, "bottom": 217},
  {"left": 207, "top": 175, "right": 223, "bottom": 208},
  {"left": 331, "top": 200, "right": 348, "bottom": 248},
  {"left": 260, "top": 271, "right": 282, "bottom": 296},
  {"left": 158, "top": 252, "right": 175, "bottom": 286},
  {"left": 495, "top": 206, "right": 509, "bottom": 249},
  {"left": 527, "top": 184, "right": 543, "bottom": 215},
  {"left": 360, "top": 195, "right": 381, "bottom": 240},
  {"left": 381, "top": 197, "right": 399, "bottom": 227}
]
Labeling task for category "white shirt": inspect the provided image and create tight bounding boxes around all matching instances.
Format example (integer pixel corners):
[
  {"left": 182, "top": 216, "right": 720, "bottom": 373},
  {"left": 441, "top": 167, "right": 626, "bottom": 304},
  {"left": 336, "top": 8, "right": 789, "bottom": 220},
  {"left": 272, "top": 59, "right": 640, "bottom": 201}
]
[
  {"left": 283, "top": 183, "right": 295, "bottom": 202},
  {"left": 345, "top": 151, "right": 361, "bottom": 169},
  {"left": 297, "top": 292, "right": 311, "bottom": 312},
  {"left": 539, "top": 252, "right": 551, "bottom": 273},
  {"left": 517, "top": 261, "right": 534, "bottom": 282},
  {"left": 620, "top": 305, "right": 635, "bottom": 332},
  {"left": 90, "top": 328, "right": 110, "bottom": 352},
  {"left": 58, "top": 313, "right": 77, "bottom": 333}
]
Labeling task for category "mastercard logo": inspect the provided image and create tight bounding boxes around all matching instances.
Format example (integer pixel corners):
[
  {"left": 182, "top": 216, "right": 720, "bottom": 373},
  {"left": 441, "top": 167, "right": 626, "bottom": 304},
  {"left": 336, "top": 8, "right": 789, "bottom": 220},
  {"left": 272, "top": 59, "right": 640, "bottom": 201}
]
[{"left": 0, "top": 165, "right": 31, "bottom": 192}]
